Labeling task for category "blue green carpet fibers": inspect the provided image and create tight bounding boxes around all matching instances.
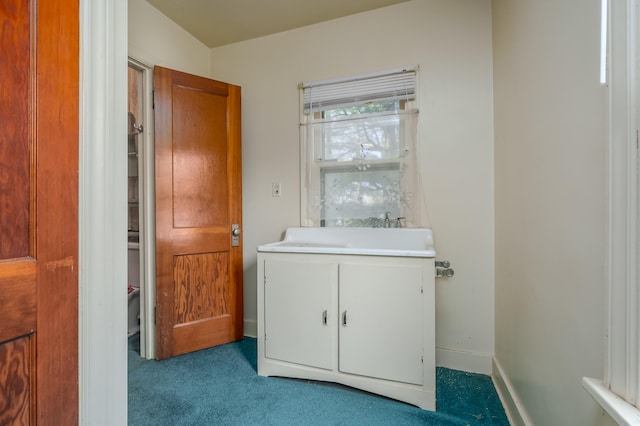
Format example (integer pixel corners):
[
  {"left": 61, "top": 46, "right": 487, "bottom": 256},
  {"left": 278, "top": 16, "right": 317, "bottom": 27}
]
[{"left": 128, "top": 335, "right": 508, "bottom": 425}]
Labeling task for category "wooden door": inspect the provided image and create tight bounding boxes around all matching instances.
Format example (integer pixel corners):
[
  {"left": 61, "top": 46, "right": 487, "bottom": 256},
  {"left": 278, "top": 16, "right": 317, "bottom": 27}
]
[
  {"left": 154, "top": 66, "right": 243, "bottom": 360},
  {"left": 0, "top": 0, "right": 79, "bottom": 424}
]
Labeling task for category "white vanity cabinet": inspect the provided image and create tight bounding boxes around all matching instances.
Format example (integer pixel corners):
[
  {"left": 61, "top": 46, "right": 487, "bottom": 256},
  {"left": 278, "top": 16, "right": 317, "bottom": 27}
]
[{"left": 257, "top": 252, "right": 435, "bottom": 410}]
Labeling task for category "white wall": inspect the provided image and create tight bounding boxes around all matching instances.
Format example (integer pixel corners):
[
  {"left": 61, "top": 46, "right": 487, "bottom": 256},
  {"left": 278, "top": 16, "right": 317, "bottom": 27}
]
[
  {"left": 117, "top": 1, "right": 622, "bottom": 423},
  {"left": 493, "top": 1, "right": 613, "bottom": 424},
  {"left": 128, "top": 0, "right": 210, "bottom": 77},
  {"left": 210, "top": 0, "right": 496, "bottom": 372}
]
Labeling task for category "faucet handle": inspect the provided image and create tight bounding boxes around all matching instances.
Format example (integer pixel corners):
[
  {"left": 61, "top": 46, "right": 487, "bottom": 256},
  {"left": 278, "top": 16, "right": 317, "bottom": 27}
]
[
  {"left": 395, "top": 217, "right": 405, "bottom": 228},
  {"left": 382, "top": 212, "right": 392, "bottom": 228}
]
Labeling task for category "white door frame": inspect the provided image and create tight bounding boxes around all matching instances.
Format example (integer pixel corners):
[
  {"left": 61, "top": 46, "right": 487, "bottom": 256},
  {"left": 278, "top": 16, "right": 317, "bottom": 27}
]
[
  {"left": 79, "top": 0, "right": 128, "bottom": 424},
  {"left": 127, "top": 57, "right": 157, "bottom": 360}
]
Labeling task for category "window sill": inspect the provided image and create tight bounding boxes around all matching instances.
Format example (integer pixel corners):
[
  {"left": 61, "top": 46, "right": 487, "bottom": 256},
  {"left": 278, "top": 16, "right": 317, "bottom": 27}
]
[{"left": 583, "top": 377, "right": 640, "bottom": 425}]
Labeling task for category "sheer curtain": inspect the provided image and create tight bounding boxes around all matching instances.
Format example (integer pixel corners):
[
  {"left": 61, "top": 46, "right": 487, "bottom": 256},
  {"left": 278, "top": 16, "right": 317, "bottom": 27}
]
[{"left": 300, "top": 67, "right": 423, "bottom": 228}]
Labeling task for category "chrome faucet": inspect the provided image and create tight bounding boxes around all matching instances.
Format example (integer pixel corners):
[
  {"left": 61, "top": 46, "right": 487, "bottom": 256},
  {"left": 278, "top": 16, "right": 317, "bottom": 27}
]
[{"left": 384, "top": 212, "right": 391, "bottom": 228}]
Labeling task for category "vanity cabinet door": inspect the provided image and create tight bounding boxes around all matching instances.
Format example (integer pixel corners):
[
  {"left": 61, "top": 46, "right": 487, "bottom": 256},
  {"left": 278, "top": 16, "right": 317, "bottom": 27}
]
[
  {"left": 338, "top": 263, "right": 424, "bottom": 385},
  {"left": 263, "top": 258, "right": 337, "bottom": 370}
]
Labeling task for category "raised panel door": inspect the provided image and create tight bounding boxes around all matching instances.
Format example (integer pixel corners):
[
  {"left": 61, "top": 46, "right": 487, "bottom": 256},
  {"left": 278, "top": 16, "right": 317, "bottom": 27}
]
[
  {"left": 154, "top": 66, "right": 243, "bottom": 359},
  {"left": 0, "top": 0, "right": 79, "bottom": 422}
]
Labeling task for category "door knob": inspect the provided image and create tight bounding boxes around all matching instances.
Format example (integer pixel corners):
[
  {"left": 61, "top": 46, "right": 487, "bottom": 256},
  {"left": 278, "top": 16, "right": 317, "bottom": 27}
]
[{"left": 231, "top": 224, "right": 240, "bottom": 246}]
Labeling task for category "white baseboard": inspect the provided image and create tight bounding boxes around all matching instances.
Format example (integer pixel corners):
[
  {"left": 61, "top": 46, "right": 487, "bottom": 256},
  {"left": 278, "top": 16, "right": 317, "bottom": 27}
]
[
  {"left": 436, "top": 346, "right": 493, "bottom": 374},
  {"left": 492, "top": 357, "right": 533, "bottom": 426},
  {"left": 244, "top": 319, "right": 257, "bottom": 338}
]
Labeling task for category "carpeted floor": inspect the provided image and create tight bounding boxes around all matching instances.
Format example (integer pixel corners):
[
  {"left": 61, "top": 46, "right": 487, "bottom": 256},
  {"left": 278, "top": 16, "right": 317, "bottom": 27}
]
[{"left": 128, "top": 335, "right": 509, "bottom": 425}]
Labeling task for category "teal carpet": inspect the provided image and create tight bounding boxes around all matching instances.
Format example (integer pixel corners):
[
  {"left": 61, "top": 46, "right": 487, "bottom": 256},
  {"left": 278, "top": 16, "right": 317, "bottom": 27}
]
[{"left": 128, "top": 335, "right": 508, "bottom": 425}]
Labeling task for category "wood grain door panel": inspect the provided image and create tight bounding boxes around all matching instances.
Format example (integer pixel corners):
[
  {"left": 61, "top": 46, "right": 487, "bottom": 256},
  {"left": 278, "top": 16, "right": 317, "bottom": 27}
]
[
  {"left": 0, "top": 0, "right": 36, "bottom": 423},
  {"left": 172, "top": 251, "right": 233, "bottom": 354},
  {"left": 0, "top": 0, "right": 30, "bottom": 260},
  {"left": 0, "top": 261, "right": 37, "bottom": 344},
  {"left": 0, "top": 335, "right": 35, "bottom": 425},
  {"left": 171, "top": 86, "right": 230, "bottom": 229},
  {"left": 155, "top": 66, "right": 243, "bottom": 360},
  {"left": 0, "top": 0, "right": 79, "bottom": 423}
]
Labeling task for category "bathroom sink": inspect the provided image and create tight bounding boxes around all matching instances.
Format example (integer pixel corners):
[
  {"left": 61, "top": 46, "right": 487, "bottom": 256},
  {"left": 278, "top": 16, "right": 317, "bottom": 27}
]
[{"left": 258, "top": 227, "right": 436, "bottom": 258}]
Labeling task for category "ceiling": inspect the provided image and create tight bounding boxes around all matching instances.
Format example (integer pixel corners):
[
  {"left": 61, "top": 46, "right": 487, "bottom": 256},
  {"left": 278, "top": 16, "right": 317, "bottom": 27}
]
[{"left": 146, "top": 0, "right": 412, "bottom": 48}]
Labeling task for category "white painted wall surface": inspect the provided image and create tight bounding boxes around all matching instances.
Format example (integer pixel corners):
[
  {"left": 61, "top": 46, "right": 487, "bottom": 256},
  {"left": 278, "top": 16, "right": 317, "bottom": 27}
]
[
  {"left": 493, "top": 1, "right": 613, "bottom": 424},
  {"left": 128, "top": 0, "right": 210, "bottom": 77},
  {"left": 209, "top": 0, "right": 495, "bottom": 371}
]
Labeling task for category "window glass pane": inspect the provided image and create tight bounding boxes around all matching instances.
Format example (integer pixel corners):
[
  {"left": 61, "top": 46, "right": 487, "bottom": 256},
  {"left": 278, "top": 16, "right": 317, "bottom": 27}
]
[
  {"left": 323, "top": 101, "right": 400, "bottom": 118},
  {"left": 321, "top": 164, "right": 401, "bottom": 227},
  {"left": 321, "top": 115, "right": 402, "bottom": 162}
]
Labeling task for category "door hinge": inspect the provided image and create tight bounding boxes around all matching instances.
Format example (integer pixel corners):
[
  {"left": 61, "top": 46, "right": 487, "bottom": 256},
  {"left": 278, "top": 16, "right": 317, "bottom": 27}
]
[
  {"left": 153, "top": 306, "right": 156, "bottom": 324},
  {"left": 152, "top": 90, "right": 155, "bottom": 109}
]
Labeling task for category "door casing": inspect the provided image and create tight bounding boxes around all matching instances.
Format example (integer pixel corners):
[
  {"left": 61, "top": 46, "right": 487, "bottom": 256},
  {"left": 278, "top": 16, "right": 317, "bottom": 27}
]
[{"left": 128, "top": 57, "right": 157, "bottom": 360}]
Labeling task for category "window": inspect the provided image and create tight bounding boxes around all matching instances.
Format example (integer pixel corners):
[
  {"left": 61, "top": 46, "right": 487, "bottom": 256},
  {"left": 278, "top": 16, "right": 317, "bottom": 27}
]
[
  {"left": 583, "top": 1, "right": 640, "bottom": 423},
  {"left": 300, "top": 67, "right": 422, "bottom": 227},
  {"left": 604, "top": 0, "right": 640, "bottom": 408}
]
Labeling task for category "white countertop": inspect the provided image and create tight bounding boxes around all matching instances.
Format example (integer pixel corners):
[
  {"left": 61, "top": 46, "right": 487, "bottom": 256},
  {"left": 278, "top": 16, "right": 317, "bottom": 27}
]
[{"left": 258, "top": 227, "right": 436, "bottom": 258}]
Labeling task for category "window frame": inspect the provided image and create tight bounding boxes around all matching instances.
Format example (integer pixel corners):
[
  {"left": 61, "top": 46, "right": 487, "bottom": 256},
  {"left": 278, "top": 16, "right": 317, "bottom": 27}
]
[
  {"left": 583, "top": 0, "right": 640, "bottom": 423},
  {"left": 299, "top": 68, "right": 420, "bottom": 227}
]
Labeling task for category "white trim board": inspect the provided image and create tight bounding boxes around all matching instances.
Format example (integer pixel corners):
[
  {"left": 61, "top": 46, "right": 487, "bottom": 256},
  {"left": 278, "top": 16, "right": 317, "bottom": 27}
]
[
  {"left": 436, "top": 346, "right": 493, "bottom": 375},
  {"left": 79, "top": 0, "right": 128, "bottom": 423},
  {"left": 492, "top": 358, "right": 534, "bottom": 426}
]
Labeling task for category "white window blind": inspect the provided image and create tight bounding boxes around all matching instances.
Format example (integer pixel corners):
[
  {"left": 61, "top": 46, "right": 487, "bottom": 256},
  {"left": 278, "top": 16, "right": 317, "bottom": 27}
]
[{"left": 302, "top": 67, "right": 417, "bottom": 114}]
